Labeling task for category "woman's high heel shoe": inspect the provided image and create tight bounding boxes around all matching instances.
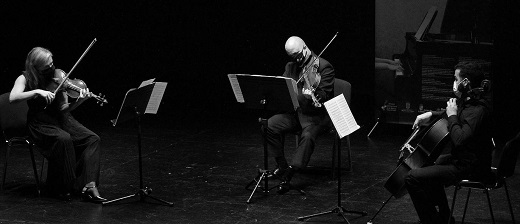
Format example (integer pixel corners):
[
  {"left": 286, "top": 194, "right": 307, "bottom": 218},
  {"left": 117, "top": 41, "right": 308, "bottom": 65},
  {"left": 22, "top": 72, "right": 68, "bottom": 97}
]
[{"left": 82, "top": 186, "right": 107, "bottom": 203}]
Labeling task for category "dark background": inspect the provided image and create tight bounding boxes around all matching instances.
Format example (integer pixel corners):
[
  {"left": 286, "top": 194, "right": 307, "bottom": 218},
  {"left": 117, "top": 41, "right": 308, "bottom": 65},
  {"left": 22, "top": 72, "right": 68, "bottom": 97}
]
[
  {"left": 0, "top": 1, "right": 374, "bottom": 128},
  {"left": 1, "top": 1, "right": 518, "bottom": 142}
]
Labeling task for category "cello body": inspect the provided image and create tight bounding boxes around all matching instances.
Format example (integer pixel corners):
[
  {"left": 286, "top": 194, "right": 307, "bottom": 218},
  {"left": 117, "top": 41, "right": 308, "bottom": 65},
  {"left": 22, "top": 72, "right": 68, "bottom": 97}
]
[{"left": 384, "top": 117, "right": 450, "bottom": 198}]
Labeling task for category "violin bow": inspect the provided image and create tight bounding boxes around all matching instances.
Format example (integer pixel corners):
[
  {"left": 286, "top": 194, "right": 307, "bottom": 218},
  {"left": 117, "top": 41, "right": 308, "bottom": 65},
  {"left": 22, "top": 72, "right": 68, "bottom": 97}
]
[
  {"left": 296, "top": 32, "right": 339, "bottom": 84},
  {"left": 52, "top": 38, "right": 97, "bottom": 95}
]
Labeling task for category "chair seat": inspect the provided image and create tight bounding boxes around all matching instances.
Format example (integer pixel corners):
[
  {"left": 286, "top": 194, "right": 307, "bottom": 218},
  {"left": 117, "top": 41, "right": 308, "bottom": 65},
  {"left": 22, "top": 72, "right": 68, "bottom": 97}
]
[
  {"left": 458, "top": 180, "right": 496, "bottom": 189},
  {"left": 7, "top": 136, "right": 31, "bottom": 145}
]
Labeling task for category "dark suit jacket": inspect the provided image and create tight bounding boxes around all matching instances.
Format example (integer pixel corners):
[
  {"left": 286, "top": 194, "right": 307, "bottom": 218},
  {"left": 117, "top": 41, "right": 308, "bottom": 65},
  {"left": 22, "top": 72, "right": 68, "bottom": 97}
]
[{"left": 283, "top": 52, "right": 335, "bottom": 128}]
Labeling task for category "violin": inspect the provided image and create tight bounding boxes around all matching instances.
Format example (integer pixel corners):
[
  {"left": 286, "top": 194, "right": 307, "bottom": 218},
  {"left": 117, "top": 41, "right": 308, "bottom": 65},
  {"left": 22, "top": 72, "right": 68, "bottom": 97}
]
[
  {"left": 296, "top": 32, "right": 338, "bottom": 108},
  {"left": 299, "top": 58, "right": 322, "bottom": 107},
  {"left": 44, "top": 38, "right": 107, "bottom": 108},
  {"left": 48, "top": 69, "right": 108, "bottom": 106}
]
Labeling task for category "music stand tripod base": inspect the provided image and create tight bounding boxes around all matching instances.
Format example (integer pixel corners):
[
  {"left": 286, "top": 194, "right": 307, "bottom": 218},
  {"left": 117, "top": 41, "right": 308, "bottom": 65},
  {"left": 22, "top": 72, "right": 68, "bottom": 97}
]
[
  {"left": 246, "top": 168, "right": 306, "bottom": 204},
  {"left": 102, "top": 187, "right": 174, "bottom": 207},
  {"left": 297, "top": 134, "right": 367, "bottom": 223},
  {"left": 232, "top": 75, "right": 302, "bottom": 204},
  {"left": 106, "top": 86, "right": 174, "bottom": 207}
]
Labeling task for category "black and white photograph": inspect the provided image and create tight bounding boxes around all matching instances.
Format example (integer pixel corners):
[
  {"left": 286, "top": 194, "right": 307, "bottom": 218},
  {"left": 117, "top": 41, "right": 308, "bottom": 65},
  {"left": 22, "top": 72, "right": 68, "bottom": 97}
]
[{"left": 0, "top": 1, "right": 519, "bottom": 223}]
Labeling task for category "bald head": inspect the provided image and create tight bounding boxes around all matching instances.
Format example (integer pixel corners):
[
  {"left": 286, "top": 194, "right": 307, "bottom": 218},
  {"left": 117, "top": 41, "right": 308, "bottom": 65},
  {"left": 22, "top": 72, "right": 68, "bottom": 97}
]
[
  {"left": 285, "top": 36, "right": 305, "bottom": 55},
  {"left": 285, "top": 36, "right": 310, "bottom": 65}
]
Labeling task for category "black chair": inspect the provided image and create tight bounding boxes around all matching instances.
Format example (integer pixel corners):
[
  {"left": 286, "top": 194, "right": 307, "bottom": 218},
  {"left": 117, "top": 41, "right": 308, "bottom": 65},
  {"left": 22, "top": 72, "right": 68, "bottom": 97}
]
[
  {"left": 449, "top": 132, "right": 520, "bottom": 224},
  {"left": 0, "top": 92, "right": 42, "bottom": 196},
  {"left": 288, "top": 78, "right": 353, "bottom": 178}
]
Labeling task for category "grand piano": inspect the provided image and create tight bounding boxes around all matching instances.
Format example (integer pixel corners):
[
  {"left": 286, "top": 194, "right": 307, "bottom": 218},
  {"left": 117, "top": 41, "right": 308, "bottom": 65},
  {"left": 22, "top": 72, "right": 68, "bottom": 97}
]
[{"left": 386, "top": 1, "right": 493, "bottom": 125}]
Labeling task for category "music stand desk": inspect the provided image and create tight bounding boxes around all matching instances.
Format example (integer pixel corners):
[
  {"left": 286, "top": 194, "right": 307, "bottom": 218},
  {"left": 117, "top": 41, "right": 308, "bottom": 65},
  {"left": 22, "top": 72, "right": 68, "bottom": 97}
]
[{"left": 103, "top": 82, "right": 173, "bottom": 207}]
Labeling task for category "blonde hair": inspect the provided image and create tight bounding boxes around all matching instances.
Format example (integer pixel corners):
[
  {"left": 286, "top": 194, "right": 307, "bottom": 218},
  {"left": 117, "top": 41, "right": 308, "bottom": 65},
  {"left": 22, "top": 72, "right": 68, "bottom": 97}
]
[{"left": 24, "top": 47, "right": 53, "bottom": 90}]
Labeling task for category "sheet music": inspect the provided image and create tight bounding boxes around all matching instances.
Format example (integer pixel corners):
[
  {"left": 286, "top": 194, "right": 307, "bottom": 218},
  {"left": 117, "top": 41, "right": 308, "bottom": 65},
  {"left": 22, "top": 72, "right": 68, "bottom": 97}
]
[
  {"left": 414, "top": 6, "right": 438, "bottom": 41},
  {"left": 324, "top": 94, "right": 360, "bottom": 138},
  {"left": 227, "top": 74, "right": 245, "bottom": 103},
  {"left": 395, "top": 59, "right": 403, "bottom": 77},
  {"left": 145, "top": 82, "right": 167, "bottom": 114},
  {"left": 139, "top": 78, "right": 156, "bottom": 88}
]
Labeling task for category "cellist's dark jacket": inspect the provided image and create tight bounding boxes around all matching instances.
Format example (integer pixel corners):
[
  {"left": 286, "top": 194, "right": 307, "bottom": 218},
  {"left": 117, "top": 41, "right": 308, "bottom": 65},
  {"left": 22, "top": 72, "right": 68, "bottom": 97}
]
[{"left": 431, "top": 97, "right": 493, "bottom": 178}]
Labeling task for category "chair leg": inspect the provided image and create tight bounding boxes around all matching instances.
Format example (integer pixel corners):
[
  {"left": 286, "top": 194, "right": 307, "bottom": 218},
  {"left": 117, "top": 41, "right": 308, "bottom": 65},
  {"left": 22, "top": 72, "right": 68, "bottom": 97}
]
[
  {"left": 503, "top": 181, "right": 516, "bottom": 224},
  {"left": 449, "top": 185, "right": 459, "bottom": 224},
  {"left": 462, "top": 188, "right": 472, "bottom": 224},
  {"left": 2, "top": 145, "right": 11, "bottom": 191},
  {"left": 483, "top": 189, "right": 495, "bottom": 224},
  {"left": 40, "top": 158, "right": 46, "bottom": 185},
  {"left": 28, "top": 143, "right": 41, "bottom": 196}
]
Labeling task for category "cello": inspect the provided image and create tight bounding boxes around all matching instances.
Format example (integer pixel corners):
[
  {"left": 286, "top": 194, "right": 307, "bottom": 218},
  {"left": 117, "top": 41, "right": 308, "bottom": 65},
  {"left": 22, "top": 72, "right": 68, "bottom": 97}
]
[
  {"left": 384, "top": 116, "right": 450, "bottom": 198},
  {"left": 367, "top": 116, "right": 450, "bottom": 224}
]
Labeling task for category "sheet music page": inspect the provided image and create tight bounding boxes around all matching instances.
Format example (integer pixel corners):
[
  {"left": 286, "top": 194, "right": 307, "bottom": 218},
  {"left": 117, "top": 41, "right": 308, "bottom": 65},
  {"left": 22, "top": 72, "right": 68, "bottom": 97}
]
[
  {"left": 414, "top": 6, "right": 438, "bottom": 40},
  {"left": 227, "top": 74, "right": 244, "bottom": 103},
  {"left": 145, "top": 82, "right": 167, "bottom": 114},
  {"left": 395, "top": 59, "right": 403, "bottom": 77},
  {"left": 324, "top": 94, "right": 360, "bottom": 138},
  {"left": 138, "top": 78, "right": 156, "bottom": 88}
]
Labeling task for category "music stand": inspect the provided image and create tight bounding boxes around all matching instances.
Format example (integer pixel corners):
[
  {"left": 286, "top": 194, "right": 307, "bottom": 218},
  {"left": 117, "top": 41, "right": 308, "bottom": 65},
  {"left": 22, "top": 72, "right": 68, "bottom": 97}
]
[
  {"left": 298, "top": 94, "right": 367, "bottom": 223},
  {"left": 102, "top": 81, "right": 173, "bottom": 207},
  {"left": 228, "top": 74, "right": 303, "bottom": 203}
]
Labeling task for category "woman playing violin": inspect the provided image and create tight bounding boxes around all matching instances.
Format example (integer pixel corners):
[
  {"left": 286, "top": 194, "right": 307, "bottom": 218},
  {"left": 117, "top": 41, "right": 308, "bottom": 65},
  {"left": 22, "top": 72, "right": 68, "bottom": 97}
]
[
  {"left": 265, "top": 36, "right": 335, "bottom": 194},
  {"left": 9, "top": 47, "right": 106, "bottom": 203}
]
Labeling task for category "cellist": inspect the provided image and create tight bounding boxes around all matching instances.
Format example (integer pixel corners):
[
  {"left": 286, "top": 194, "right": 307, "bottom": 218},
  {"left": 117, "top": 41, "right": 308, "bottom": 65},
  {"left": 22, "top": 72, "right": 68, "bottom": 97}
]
[
  {"left": 405, "top": 61, "right": 494, "bottom": 224},
  {"left": 9, "top": 47, "right": 106, "bottom": 203}
]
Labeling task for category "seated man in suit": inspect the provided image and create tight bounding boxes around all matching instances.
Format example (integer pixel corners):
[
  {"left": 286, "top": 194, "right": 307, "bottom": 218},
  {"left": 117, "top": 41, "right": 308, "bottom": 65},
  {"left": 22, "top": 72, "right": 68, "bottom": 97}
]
[{"left": 265, "top": 36, "right": 335, "bottom": 194}]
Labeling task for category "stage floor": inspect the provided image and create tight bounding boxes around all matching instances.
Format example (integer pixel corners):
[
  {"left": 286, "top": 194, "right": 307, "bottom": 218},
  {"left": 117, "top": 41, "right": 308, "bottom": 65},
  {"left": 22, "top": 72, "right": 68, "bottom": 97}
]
[{"left": 1, "top": 117, "right": 518, "bottom": 224}]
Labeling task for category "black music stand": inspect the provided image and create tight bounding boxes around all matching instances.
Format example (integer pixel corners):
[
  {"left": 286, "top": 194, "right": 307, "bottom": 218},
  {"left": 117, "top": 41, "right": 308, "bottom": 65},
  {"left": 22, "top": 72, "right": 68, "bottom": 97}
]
[
  {"left": 229, "top": 74, "right": 303, "bottom": 203},
  {"left": 298, "top": 94, "right": 367, "bottom": 223},
  {"left": 297, "top": 131, "right": 366, "bottom": 223},
  {"left": 103, "top": 82, "right": 173, "bottom": 206}
]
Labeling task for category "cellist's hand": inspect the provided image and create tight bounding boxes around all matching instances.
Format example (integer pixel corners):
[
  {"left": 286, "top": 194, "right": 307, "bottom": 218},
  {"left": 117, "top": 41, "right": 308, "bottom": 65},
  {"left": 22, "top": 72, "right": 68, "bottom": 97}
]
[
  {"left": 412, "top": 112, "right": 432, "bottom": 129},
  {"left": 446, "top": 98, "right": 458, "bottom": 117},
  {"left": 37, "top": 89, "right": 55, "bottom": 104}
]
